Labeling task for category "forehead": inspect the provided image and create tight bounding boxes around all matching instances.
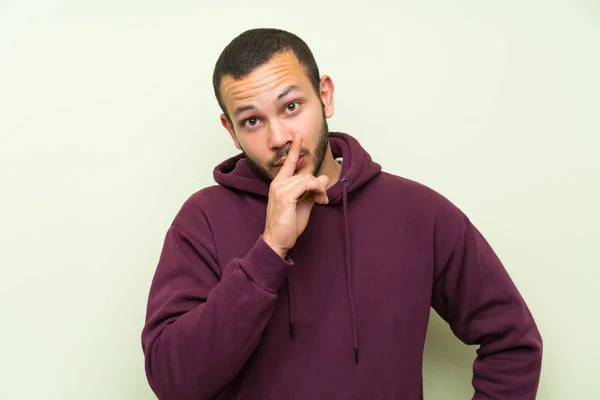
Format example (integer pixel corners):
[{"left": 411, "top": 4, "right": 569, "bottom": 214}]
[{"left": 220, "top": 51, "right": 314, "bottom": 113}]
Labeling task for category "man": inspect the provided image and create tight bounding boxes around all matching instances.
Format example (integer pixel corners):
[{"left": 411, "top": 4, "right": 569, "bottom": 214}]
[{"left": 141, "top": 28, "right": 542, "bottom": 399}]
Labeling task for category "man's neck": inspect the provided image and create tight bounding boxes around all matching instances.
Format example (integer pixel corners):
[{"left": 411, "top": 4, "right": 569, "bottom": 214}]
[{"left": 318, "top": 150, "right": 343, "bottom": 190}]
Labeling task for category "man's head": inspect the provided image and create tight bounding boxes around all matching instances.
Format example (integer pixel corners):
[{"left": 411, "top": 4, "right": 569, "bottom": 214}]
[{"left": 213, "top": 28, "right": 335, "bottom": 181}]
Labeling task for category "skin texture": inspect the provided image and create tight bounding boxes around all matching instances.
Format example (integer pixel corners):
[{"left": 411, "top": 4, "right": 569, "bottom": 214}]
[{"left": 218, "top": 51, "right": 341, "bottom": 257}]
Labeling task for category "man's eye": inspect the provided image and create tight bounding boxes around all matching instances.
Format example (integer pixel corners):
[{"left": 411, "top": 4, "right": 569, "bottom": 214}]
[
  {"left": 285, "top": 102, "right": 299, "bottom": 113},
  {"left": 244, "top": 117, "right": 258, "bottom": 128}
]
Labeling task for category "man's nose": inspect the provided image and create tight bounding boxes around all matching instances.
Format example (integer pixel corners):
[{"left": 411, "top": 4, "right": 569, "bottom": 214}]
[{"left": 268, "top": 120, "right": 293, "bottom": 150}]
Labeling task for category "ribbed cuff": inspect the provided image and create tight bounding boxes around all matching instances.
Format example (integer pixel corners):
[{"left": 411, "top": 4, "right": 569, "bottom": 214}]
[{"left": 237, "top": 236, "right": 294, "bottom": 294}]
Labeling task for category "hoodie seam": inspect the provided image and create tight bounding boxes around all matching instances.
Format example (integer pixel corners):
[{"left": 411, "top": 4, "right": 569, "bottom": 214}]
[
  {"left": 170, "top": 223, "right": 222, "bottom": 278},
  {"left": 176, "top": 204, "right": 221, "bottom": 275},
  {"left": 200, "top": 209, "right": 221, "bottom": 275},
  {"left": 432, "top": 214, "right": 466, "bottom": 287}
]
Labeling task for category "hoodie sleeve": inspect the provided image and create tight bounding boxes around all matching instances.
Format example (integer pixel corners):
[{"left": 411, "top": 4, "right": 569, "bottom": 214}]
[
  {"left": 431, "top": 212, "right": 543, "bottom": 399},
  {"left": 141, "top": 211, "right": 292, "bottom": 400}
]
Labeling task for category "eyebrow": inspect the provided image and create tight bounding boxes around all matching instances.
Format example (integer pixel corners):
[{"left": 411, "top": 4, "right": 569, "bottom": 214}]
[
  {"left": 233, "top": 85, "right": 302, "bottom": 118},
  {"left": 277, "top": 85, "right": 301, "bottom": 100},
  {"left": 233, "top": 104, "right": 256, "bottom": 118}
]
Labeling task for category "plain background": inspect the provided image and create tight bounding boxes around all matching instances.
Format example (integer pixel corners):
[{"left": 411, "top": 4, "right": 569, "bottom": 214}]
[{"left": 1, "top": 0, "right": 599, "bottom": 399}]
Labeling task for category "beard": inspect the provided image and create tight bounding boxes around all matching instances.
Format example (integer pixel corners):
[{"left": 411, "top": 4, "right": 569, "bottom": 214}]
[{"left": 241, "top": 113, "right": 330, "bottom": 183}]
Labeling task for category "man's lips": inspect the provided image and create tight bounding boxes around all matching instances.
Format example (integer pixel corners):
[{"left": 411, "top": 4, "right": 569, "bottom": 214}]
[{"left": 275, "top": 155, "right": 305, "bottom": 168}]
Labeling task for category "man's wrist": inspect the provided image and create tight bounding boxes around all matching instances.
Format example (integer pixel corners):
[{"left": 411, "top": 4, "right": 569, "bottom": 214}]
[{"left": 262, "top": 234, "right": 288, "bottom": 259}]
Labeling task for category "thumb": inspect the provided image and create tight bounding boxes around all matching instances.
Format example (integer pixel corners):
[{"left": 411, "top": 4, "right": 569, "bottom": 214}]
[
  {"left": 316, "top": 175, "right": 330, "bottom": 204},
  {"left": 317, "top": 175, "right": 329, "bottom": 187}
]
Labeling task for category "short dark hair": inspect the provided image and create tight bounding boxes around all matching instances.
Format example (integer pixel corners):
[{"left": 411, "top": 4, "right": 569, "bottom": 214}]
[{"left": 212, "top": 28, "right": 321, "bottom": 120}]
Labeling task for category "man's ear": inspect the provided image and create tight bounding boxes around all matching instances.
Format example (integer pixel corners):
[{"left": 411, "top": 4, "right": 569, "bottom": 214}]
[
  {"left": 319, "top": 75, "right": 335, "bottom": 118},
  {"left": 220, "top": 113, "right": 241, "bottom": 150}
]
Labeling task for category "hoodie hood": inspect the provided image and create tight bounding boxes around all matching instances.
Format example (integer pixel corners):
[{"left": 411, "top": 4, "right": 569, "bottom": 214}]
[{"left": 213, "top": 132, "right": 382, "bottom": 204}]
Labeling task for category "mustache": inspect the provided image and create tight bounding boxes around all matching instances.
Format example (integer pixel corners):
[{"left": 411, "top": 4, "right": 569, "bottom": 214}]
[{"left": 269, "top": 146, "right": 309, "bottom": 167}]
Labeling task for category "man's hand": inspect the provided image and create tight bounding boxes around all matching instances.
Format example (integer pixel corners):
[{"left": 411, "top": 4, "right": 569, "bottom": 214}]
[{"left": 263, "top": 134, "right": 329, "bottom": 258}]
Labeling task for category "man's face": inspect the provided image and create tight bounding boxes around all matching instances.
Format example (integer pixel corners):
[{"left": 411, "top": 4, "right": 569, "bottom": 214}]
[{"left": 219, "top": 51, "right": 334, "bottom": 181}]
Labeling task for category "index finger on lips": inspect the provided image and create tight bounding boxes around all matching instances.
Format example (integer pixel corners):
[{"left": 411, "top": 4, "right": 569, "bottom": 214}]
[{"left": 277, "top": 133, "right": 303, "bottom": 180}]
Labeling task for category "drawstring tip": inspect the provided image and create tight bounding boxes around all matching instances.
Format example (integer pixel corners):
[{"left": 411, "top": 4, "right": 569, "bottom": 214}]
[
  {"left": 289, "top": 321, "right": 296, "bottom": 338},
  {"left": 354, "top": 348, "right": 359, "bottom": 364}
]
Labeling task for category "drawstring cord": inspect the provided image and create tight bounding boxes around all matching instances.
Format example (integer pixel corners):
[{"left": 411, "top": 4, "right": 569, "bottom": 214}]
[
  {"left": 342, "top": 178, "right": 359, "bottom": 364},
  {"left": 286, "top": 276, "right": 295, "bottom": 338},
  {"left": 285, "top": 178, "right": 359, "bottom": 364}
]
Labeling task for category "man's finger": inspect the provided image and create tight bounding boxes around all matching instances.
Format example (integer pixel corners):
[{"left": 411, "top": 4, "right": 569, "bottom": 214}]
[
  {"left": 285, "top": 176, "right": 327, "bottom": 202},
  {"left": 277, "top": 133, "right": 303, "bottom": 179}
]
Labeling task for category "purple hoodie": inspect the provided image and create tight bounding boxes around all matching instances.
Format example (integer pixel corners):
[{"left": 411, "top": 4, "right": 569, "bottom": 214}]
[{"left": 142, "top": 132, "right": 542, "bottom": 399}]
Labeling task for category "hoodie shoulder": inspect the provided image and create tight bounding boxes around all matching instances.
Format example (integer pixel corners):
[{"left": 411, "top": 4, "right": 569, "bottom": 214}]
[
  {"left": 374, "top": 172, "right": 469, "bottom": 271},
  {"left": 376, "top": 172, "right": 461, "bottom": 210},
  {"left": 171, "top": 185, "right": 240, "bottom": 236},
  {"left": 184, "top": 185, "right": 238, "bottom": 210},
  {"left": 374, "top": 171, "right": 467, "bottom": 232}
]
